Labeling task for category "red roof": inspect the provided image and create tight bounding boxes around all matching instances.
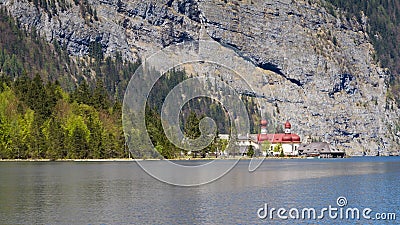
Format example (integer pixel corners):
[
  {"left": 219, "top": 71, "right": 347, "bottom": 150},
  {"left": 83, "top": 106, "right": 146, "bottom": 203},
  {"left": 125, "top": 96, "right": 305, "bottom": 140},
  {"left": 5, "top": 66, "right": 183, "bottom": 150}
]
[
  {"left": 258, "top": 133, "right": 300, "bottom": 143},
  {"left": 284, "top": 121, "right": 291, "bottom": 129}
]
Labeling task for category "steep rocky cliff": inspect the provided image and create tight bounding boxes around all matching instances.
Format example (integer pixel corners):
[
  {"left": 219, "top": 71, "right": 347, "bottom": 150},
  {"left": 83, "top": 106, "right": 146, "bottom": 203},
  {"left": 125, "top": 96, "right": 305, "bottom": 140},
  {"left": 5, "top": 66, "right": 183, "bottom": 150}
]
[{"left": 1, "top": 0, "right": 399, "bottom": 154}]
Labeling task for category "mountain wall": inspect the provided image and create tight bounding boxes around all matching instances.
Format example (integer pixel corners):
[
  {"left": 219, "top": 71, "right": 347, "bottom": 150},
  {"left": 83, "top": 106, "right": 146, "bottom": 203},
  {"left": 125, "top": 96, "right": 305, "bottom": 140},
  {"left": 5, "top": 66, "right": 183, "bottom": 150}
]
[{"left": 1, "top": 0, "right": 399, "bottom": 154}]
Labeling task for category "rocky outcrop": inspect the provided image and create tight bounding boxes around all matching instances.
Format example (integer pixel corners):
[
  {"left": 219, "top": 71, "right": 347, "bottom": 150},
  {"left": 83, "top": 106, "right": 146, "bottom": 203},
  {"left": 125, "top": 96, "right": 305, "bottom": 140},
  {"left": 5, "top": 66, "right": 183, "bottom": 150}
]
[{"left": 1, "top": 0, "right": 399, "bottom": 154}]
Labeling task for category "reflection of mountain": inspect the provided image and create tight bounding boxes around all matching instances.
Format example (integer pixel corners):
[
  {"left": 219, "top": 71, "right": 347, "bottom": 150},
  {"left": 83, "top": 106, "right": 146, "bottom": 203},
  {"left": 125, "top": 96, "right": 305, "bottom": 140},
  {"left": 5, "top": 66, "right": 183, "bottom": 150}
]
[{"left": 1, "top": 0, "right": 399, "bottom": 154}]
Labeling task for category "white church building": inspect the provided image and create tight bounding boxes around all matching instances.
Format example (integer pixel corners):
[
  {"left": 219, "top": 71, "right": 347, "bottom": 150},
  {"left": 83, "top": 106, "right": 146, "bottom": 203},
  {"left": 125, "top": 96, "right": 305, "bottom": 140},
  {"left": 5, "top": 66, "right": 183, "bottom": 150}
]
[{"left": 234, "top": 119, "right": 301, "bottom": 156}]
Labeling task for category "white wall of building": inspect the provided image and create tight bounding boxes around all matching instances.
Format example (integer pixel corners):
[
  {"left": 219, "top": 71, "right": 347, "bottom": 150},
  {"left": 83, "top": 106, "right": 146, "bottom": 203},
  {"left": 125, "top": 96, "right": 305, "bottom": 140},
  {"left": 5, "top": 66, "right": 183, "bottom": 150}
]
[
  {"left": 264, "top": 143, "right": 301, "bottom": 156},
  {"left": 219, "top": 134, "right": 301, "bottom": 156},
  {"left": 282, "top": 143, "right": 300, "bottom": 156}
]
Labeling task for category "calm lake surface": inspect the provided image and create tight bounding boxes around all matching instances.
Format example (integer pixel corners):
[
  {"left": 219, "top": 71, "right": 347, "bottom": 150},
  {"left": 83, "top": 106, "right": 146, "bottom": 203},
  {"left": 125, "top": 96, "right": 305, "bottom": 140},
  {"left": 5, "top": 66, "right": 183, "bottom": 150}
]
[{"left": 0, "top": 157, "right": 399, "bottom": 224}]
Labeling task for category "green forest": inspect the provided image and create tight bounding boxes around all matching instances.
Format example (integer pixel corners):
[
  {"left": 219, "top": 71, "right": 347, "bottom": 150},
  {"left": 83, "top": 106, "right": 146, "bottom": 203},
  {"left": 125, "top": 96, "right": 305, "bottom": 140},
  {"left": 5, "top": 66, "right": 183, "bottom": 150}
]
[
  {"left": 0, "top": 74, "right": 127, "bottom": 159},
  {"left": 0, "top": 67, "right": 259, "bottom": 159},
  {"left": 0, "top": 67, "right": 245, "bottom": 159}
]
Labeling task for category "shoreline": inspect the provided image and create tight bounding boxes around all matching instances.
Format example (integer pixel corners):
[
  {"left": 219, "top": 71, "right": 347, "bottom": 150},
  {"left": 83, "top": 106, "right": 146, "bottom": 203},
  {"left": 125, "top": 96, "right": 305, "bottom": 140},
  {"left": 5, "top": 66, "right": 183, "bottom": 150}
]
[
  {"left": 0, "top": 157, "right": 300, "bottom": 162},
  {"left": 0, "top": 156, "right": 365, "bottom": 162}
]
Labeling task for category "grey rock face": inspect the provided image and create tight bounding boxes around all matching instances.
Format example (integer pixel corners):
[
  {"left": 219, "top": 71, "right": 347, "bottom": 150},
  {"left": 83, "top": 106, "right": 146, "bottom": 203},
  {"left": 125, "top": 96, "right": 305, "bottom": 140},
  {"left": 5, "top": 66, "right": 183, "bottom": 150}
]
[{"left": 2, "top": 0, "right": 399, "bottom": 154}]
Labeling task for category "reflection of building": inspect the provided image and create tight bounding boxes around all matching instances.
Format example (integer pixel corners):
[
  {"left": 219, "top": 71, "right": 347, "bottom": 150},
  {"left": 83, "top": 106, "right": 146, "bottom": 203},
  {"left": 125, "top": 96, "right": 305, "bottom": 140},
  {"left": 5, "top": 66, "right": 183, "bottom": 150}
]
[
  {"left": 257, "top": 119, "right": 301, "bottom": 156},
  {"left": 298, "top": 142, "right": 345, "bottom": 158}
]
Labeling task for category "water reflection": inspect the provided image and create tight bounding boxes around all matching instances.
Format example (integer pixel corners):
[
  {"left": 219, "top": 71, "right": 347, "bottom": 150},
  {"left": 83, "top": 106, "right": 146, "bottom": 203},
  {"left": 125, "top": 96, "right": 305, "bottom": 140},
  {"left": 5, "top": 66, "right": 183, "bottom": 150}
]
[{"left": 0, "top": 157, "right": 399, "bottom": 224}]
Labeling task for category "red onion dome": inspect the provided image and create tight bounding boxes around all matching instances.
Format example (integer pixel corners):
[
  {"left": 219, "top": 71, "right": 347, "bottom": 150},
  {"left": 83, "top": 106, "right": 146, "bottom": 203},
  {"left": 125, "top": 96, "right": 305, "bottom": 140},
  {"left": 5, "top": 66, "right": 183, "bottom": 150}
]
[
  {"left": 260, "top": 119, "right": 268, "bottom": 126},
  {"left": 292, "top": 134, "right": 300, "bottom": 142},
  {"left": 284, "top": 121, "right": 291, "bottom": 129},
  {"left": 282, "top": 135, "right": 292, "bottom": 142}
]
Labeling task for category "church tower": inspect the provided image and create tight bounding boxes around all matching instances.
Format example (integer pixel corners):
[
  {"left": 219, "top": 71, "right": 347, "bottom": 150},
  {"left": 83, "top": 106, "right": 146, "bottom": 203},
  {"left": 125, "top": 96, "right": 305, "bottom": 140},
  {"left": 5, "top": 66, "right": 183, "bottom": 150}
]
[
  {"left": 284, "top": 121, "right": 291, "bottom": 134},
  {"left": 260, "top": 119, "right": 268, "bottom": 134}
]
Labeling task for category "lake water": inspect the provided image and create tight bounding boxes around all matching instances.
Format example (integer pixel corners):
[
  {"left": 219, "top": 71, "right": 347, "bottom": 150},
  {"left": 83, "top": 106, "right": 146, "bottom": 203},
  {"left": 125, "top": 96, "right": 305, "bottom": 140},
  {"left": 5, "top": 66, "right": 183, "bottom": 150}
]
[{"left": 0, "top": 157, "right": 399, "bottom": 224}]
